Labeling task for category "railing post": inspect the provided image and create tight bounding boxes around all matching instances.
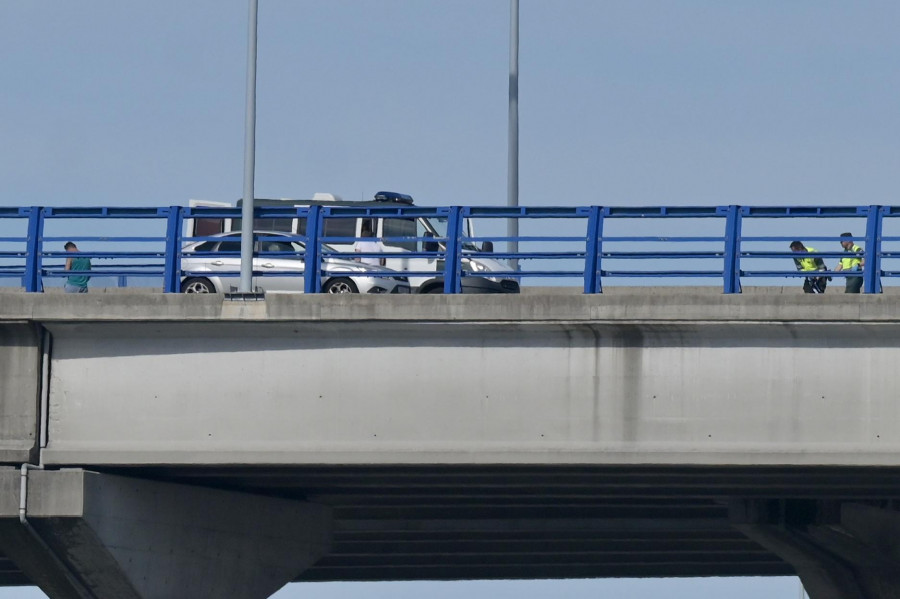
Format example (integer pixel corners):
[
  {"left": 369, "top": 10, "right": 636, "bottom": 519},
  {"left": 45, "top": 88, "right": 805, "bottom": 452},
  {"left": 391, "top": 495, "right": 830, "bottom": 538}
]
[
  {"left": 443, "top": 206, "right": 463, "bottom": 294},
  {"left": 162, "top": 206, "right": 183, "bottom": 293},
  {"left": 583, "top": 206, "right": 603, "bottom": 294},
  {"left": 723, "top": 205, "right": 742, "bottom": 294},
  {"left": 304, "top": 205, "right": 323, "bottom": 294},
  {"left": 23, "top": 206, "right": 44, "bottom": 293},
  {"left": 863, "top": 205, "right": 883, "bottom": 294}
]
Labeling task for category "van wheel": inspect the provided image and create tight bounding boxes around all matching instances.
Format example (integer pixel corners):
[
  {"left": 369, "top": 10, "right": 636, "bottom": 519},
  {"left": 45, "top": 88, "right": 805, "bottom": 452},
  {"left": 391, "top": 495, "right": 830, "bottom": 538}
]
[
  {"left": 323, "top": 278, "right": 359, "bottom": 294},
  {"left": 422, "top": 285, "right": 444, "bottom": 294},
  {"left": 181, "top": 277, "right": 216, "bottom": 293}
]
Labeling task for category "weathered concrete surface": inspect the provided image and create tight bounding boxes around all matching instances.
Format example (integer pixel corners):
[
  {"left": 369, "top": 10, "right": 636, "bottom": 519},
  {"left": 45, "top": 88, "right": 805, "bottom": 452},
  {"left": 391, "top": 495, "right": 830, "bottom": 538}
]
[
  {"left": 34, "top": 319, "right": 900, "bottom": 467},
  {"left": 0, "top": 467, "right": 332, "bottom": 599},
  {"left": 3, "top": 286, "right": 900, "bottom": 322},
  {"left": 0, "top": 324, "right": 40, "bottom": 464},
  {"left": 0, "top": 292, "right": 895, "bottom": 467},
  {"left": 4, "top": 291, "right": 900, "bottom": 595}
]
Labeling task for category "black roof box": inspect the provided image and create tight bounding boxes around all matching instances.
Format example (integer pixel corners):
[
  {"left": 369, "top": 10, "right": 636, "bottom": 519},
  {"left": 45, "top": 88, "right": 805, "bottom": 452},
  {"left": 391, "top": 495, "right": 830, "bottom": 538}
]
[{"left": 373, "top": 191, "right": 414, "bottom": 205}]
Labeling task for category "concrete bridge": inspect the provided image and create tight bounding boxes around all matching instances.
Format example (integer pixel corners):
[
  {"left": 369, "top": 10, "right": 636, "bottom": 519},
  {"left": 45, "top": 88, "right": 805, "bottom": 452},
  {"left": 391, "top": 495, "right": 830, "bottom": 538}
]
[{"left": 3, "top": 289, "right": 900, "bottom": 598}]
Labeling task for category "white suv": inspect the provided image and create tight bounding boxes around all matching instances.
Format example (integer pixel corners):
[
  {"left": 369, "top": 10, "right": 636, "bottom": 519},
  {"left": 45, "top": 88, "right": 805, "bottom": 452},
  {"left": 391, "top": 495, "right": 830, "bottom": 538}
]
[{"left": 180, "top": 231, "right": 410, "bottom": 294}]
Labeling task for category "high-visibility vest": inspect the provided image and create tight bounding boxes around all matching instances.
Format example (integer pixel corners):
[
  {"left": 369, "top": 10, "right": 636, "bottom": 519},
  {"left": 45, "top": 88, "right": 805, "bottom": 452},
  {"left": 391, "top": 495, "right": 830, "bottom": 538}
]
[
  {"left": 840, "top": 244, "right": 863, "bottom": 271},
  {"left": 796, "top": 247, "right": 821, "bottom": 272}
]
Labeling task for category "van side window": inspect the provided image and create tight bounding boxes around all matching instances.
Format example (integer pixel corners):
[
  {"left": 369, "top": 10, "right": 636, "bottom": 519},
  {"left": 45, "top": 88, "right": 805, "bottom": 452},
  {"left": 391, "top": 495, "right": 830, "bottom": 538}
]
[
  {"left": 323, "top": 217, "right": 357, "bottom": 242},
  {"left": 254, "top": 218, "right": 293, "bottom": 232},
  {"left": 194, "top": 219, "right": 225, "bottom": 237},
  {"left": 229, "top": 217, "right": 293, "bottom": 232},
  {"left": 383, "top": 218, "right": 417, "bottom": 251}
]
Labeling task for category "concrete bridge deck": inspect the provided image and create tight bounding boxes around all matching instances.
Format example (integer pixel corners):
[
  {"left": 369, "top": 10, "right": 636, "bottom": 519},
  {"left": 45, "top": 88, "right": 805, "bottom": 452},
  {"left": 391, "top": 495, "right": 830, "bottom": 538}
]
[{"left": 2, "top": 289, "right": 900, "bottom": 598}]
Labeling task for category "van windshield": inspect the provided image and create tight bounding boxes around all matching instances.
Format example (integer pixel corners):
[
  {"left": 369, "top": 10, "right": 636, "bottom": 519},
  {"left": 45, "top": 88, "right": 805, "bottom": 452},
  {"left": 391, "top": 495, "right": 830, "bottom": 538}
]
[{"left": 421, "top": 216, "right": 477, "bottom": 251}]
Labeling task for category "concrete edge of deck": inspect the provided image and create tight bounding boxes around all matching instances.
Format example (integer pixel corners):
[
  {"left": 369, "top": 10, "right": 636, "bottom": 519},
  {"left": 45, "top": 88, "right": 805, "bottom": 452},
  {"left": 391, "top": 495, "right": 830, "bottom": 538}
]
[{"left": 1, "top": 287, "right": 899, "bottom": 323}]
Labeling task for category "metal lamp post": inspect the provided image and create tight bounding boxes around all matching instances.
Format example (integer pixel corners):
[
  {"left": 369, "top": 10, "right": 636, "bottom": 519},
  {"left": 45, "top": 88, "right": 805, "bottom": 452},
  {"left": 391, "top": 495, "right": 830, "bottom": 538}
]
[
  {"left": 508, "top": 0, "right": 519, "bottom": 269},
  {"left": 240, "top": 0, "right": 259, "bottom": 293}
]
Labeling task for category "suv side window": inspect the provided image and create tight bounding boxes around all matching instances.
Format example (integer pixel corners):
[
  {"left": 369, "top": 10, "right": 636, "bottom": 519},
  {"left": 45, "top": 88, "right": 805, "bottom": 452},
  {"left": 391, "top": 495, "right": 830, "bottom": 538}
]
[
  {"left": 192, "top": 241, "right": 215, "bottom": 252},
  {"left": 215, "top": 240, "right": 242, "bottom": 254},
  {"left": 260, "top": 241, "right": 295, "bottom": 254}
]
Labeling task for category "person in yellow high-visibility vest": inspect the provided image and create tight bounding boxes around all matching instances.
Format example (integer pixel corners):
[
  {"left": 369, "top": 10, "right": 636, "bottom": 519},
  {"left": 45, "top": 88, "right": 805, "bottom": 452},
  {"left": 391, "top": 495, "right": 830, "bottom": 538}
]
[
  {"left": 834, "top": 232, "right": 864, "bottom": 294},
  {"left": 790, "top": 240, "right": 828, "bottom": 293}
]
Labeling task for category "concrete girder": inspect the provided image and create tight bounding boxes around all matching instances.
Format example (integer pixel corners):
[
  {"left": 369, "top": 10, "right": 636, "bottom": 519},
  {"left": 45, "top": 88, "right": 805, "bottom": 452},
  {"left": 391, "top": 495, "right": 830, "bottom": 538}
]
[
  {"left": 0, "top": 324, "right": 41, "bottom": 464},
  {"left": 731, "top": 500, "right": 900, "bottom": 599},
  {"left": 0, "top": 468, "right": 332, "bottom": 599},
  {"left": 37, "top": 319, "right": 900, "bottom": 467}
]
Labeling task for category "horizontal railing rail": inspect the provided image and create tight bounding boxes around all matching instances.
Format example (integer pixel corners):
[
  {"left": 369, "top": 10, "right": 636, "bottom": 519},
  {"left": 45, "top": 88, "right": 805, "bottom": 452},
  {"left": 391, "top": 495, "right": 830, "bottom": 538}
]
[{"left": 0, "top": 204, "right": 894, "bottom": 293}]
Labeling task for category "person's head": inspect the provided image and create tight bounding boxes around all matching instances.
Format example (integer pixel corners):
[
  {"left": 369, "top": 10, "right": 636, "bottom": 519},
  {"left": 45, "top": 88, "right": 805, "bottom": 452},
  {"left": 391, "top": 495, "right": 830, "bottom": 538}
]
[
  {"left": 789, "top": 241, "right": 806, "bottom": 252},
  {"left": 64, "top": 241, "right": 78, "bottom": 252},
  {"left": 840, "top": 232, "right": 854, "bottom": 250}
]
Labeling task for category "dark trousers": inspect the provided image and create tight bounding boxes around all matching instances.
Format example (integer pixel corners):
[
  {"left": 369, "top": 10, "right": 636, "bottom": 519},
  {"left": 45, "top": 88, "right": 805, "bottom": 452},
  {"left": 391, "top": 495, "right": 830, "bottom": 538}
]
[
  {"left": 845, "top": 276, "right": 863, "bottom": 294},
  {"left": 802, "top": 276, "right": 827, "bottom": 294}
]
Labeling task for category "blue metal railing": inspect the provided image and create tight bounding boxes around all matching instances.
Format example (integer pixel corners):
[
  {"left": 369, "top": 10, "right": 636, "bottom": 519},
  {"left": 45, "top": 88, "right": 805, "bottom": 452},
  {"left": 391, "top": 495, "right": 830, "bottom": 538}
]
[{"left": 0, "top": 204, "right": 894, "bottom": 293}]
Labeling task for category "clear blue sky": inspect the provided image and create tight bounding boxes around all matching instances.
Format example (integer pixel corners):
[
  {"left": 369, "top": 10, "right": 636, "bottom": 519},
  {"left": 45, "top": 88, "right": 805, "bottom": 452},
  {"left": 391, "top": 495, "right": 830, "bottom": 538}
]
[
  {"left": 2, "top": 0, "right": 894, "bottom": 596},
  {"left": 2, "top": 1, "right": 898, "bottom": 209}
]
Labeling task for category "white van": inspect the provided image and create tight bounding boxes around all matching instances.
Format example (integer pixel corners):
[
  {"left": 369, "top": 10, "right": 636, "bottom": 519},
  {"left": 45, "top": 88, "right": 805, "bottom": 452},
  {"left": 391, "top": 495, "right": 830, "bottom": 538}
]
[{"left": 187, "top": 192, "right": 519, "bottom": 293}]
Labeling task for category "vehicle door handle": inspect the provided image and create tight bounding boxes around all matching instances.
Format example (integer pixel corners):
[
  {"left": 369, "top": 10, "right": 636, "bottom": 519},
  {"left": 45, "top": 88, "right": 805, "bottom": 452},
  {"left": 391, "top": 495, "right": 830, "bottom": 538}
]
[
  {"left": 262, "top": 263, "right": 275, "bottom": 268},
  {"left": 212, "top": 260, "right": 224, "bottom": 266}
]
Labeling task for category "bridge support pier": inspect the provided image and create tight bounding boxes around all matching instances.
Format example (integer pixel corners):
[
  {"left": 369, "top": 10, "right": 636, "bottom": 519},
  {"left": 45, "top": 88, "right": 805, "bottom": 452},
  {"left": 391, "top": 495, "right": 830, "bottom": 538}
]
[
  {"left": 0, "top": 468, "right": 332, "bottom": 599},
  {"left": 732, "top": 499, "right": 900, "bottom": 599}
]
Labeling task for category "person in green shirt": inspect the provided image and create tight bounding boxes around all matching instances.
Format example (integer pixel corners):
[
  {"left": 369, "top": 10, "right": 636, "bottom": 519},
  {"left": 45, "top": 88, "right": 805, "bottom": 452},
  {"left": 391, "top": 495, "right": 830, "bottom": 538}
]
[
  {"left": 64, "top": 241, "right": 91, "bottom": 293},
  {"left": 834, "top": 232, "right": 864, "bottom": 294}
]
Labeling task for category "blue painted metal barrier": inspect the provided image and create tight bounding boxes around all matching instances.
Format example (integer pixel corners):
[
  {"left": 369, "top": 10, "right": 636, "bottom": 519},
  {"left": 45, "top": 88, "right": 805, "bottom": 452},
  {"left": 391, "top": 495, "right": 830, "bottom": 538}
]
[{"left": 0, "top": 205, "right": 894, "bottom": 294}]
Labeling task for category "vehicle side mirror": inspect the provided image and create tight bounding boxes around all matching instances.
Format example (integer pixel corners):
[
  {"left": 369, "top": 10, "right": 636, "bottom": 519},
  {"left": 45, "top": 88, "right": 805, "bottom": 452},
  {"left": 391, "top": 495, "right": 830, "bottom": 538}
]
[
  {"left": 481, "top": 241, "right": 493, "bottom": 253},
  {"left": 423, "top": 232, "right": 438, "bottom": 253}
]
